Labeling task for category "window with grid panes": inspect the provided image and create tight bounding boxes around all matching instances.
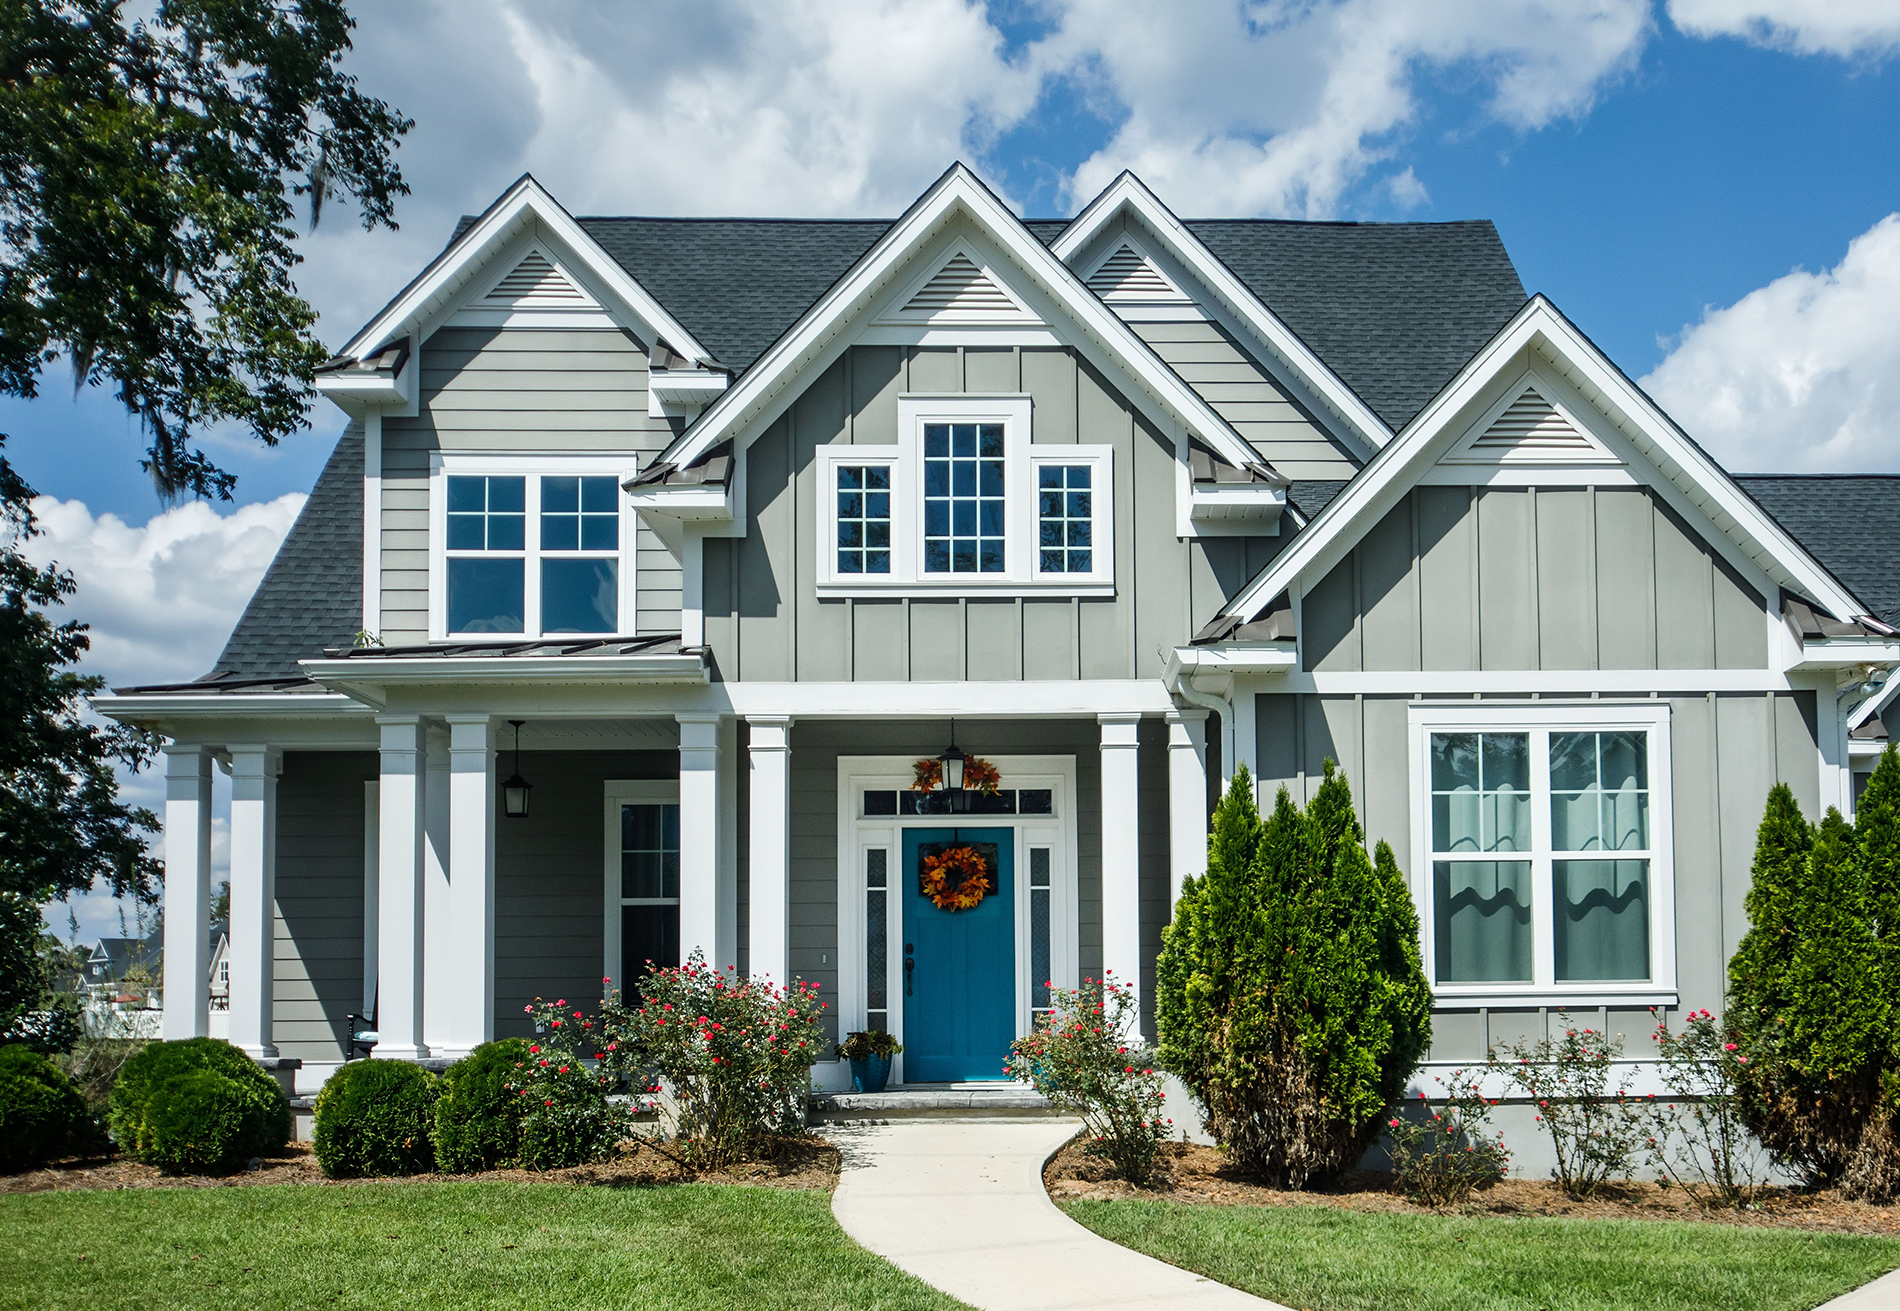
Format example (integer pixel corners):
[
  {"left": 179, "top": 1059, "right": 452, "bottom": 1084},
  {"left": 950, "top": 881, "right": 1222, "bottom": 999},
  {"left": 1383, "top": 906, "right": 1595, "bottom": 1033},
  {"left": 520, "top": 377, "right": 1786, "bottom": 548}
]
[
  {"left": 1036, "top": 465, "right": 1092, "bottom": 574},
  {"left": 837, "top": 466, "right": 892, "bottom": 574},
  {"left": 923, "top": 422, "right": 1005, "bottom": 573}
]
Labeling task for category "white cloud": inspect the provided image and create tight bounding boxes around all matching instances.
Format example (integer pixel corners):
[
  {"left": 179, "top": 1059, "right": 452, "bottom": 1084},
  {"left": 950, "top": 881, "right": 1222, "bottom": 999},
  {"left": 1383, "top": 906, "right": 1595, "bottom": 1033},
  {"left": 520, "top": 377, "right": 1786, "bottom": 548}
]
[
  {"left": 1667, "top": 0, "right": 1900, "bottom": 57},
  {"left": 1642, "top": 213, "right": 1900, "bottom": 471},
  {"left": 15, "top": 493, "right": 305, "bottom": 691},
  {"left": 1041, "top": 0, "right": 1654, "bottom": 217}
]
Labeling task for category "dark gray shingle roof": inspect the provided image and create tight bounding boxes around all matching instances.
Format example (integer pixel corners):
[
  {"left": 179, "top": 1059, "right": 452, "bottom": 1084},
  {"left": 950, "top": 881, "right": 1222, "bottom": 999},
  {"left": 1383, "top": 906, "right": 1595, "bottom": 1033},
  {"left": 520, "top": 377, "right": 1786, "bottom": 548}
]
[
  {"left": 1735, "top": 475, "right": 1900, "bottom": 627},
  {"left": 207, "top": 429, "right": 364, "bottom": 680}
]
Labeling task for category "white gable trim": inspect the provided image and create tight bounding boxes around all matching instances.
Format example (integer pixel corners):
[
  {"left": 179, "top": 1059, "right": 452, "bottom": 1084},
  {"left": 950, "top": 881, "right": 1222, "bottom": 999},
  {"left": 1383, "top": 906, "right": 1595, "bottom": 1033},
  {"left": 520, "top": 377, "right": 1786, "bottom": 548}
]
[
  {"left": 1219, "top": 296, "right": 1873, "bottom": 630},
  {"left": 1054, "top": 171, "right": 1390, "bottom": 458},
  {"left": 655, "top": 164, "right": 1262, "bottom": 477},
  {"left": 338, "top": 175, "right": 705, "bottom": 365}
]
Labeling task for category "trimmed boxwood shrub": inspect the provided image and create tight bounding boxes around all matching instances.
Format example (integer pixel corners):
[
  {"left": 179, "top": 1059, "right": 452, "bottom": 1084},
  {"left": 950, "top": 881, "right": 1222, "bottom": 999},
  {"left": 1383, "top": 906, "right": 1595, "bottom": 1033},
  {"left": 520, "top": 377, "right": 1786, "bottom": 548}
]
[
  {"left": 313, "top": 1059, "right": 440, "bottom": 1178},
  {"left": 0, "top": 1045, "right": 94, "bottom": 1170},
  {"left": 108, "top": 1038, "right": 290, "bottom": 1173},
  {"left": 433, "top": 1038, "right": 533, "bottom": 1173},
  {"left": 1156, "top": 762, "right": 1432, "bottom": 1189}
]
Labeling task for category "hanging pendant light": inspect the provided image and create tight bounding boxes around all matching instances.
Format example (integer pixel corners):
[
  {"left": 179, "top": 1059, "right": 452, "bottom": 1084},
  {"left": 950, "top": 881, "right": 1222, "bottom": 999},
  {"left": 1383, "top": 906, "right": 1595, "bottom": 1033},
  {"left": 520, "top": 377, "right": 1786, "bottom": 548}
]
[
  {"left": 939, "top": 722, "right": 966, "bottom": 813},
  {"left": 501, "top": 719, "right": 533, "bottom": 819}
]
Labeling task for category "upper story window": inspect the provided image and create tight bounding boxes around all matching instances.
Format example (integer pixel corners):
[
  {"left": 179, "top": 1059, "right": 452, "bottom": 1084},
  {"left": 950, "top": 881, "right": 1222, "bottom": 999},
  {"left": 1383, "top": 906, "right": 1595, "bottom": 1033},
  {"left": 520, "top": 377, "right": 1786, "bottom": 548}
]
[
  {"left": 815, "top": 395, "right": 1113, "bottom": 596},
  {"left": 434, "top": 461, "right": 631, "bottom": 640},
  {"left": 1409, "top": 704, "right": 1675, "bottom": 1006}
]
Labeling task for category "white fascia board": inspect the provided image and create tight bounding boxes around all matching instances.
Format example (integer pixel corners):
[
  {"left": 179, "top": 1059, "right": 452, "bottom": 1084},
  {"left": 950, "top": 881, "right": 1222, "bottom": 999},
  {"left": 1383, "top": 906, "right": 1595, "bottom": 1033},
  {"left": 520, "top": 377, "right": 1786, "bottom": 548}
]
[
  {"left": 1163, "top": 645, "right": 1297, "bottom": 687},
  {"left": 1219, "top": 296, "right": 1872, "bottom": 627},
  {"left": 655, "top": 164, "right": 1261, "bottom": 476},
  {"left": 1790, "top": 639, "right": 1900, "bottom": 672},
  {"left": 337, "top": 176, "right": 706, "bottom": 366},
  {"left": 301, "top": 654, "right": 711, "bottom": 693},
  {"left": 1053, "top": 172, "right": 1390, "bottom": 457},
  {"left": 91, "top": 692, "right": 370, "bottom": 721},
  {"left": 1851, "top": 738, "right": 1888, "bottom": 761},
  {"left": 624, "top": 483, "right": 733, "bottom": 525},
  {"left": 717, "top": 679, "right": 1177, "bottom": 718}
]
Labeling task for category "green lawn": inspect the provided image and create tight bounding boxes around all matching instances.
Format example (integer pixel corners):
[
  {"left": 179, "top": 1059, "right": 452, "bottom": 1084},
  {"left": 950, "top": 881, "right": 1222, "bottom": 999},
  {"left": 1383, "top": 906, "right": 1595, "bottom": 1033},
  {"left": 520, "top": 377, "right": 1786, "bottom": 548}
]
[
  {"left": 1063, "top": 1199, "right": 1900, "bottom": 1311},
  {"left": 0, "top": 1182, "right": 969, "bottom": 1311}
]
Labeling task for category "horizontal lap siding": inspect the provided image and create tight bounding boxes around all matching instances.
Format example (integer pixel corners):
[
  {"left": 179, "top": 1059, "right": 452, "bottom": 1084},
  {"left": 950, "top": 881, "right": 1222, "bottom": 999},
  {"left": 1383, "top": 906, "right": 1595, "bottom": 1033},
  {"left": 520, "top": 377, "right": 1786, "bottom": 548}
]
[
  {"left": 1252, "top": 690, "right": 1819, "bottom": 1061},
  {"left": 379, "top": 327, "right": 681, "bottom": 643},
  {"left": 1129, "top": 320, "right": 1359, "bottom": 481},
  {"left": 1301, "top": 486, "right": 1769, "bottom": 673},
  {"left": 273, "top": 752, "right": 377, "bottom": 1063},
  {"left": 710, "top": 345, "right": 1222, "bottom": 681}
]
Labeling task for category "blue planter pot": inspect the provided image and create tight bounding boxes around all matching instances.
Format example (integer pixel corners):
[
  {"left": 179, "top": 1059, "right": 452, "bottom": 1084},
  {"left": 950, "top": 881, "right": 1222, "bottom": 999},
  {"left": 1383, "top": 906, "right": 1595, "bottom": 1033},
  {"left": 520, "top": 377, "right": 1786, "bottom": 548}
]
[{"left": 850, "top": 1053, "right": 893, "bottom": 1093}]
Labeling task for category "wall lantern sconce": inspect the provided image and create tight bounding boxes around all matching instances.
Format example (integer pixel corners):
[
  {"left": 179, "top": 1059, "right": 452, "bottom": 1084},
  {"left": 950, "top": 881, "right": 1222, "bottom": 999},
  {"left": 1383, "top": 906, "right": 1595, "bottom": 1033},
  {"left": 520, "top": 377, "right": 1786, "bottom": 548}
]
[
  {"left": 501, "top": 719, "right": 533, "bottom": 819},
  {"left": 939, "top": 726, "right": 966, "bottom": 812}
]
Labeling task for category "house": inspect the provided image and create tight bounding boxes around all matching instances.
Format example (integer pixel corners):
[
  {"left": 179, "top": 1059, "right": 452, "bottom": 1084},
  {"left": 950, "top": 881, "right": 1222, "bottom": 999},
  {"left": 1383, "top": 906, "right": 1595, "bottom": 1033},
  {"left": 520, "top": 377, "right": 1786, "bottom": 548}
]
[
  {"left": 96, "top": 165, "right": 1900, "bottom": 1100},
  {"left": 81, "top": 926, "right": 165, "bottom": 1037}
]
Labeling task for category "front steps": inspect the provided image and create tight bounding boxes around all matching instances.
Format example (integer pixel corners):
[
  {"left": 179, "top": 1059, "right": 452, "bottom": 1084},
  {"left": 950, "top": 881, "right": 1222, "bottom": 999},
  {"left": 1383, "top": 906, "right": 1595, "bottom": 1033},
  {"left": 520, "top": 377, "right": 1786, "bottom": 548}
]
[{"left": 809, "top": 1084, "right": 1061, "bottom": 1124}]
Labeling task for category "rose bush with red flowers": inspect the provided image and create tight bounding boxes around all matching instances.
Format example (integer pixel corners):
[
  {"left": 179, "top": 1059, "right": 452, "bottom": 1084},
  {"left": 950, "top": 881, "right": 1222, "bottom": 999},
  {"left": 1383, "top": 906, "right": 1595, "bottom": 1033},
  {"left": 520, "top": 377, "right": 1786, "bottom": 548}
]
[
  {"left": 1486, "top": 1019, "right": 1640, "bottom": 1199},
  {"left": 601, "top": 951, "right": 825, "bottom": 1168},
  {"left": 512, "top": 997, "right": 626, "bottom": 1169},
  {"left": 1383, "top": 1067, "right": 1509, "bottom": 1206},
  {"left": 1639, "top": 1007, "right": 1770, "bottom": 1207}
]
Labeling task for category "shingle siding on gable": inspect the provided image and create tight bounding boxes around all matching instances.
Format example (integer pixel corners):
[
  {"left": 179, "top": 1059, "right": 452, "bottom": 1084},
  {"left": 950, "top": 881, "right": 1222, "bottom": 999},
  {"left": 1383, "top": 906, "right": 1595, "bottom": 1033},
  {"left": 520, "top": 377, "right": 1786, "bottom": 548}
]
[{"left": 377, "top": 325, "right": 682, "bottom": 643}]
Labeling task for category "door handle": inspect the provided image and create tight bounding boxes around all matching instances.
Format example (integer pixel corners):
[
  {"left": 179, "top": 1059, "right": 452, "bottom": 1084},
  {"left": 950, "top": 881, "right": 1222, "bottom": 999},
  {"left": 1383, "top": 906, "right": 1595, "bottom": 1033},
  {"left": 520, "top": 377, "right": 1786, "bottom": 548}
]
[{"left": 904, "top": 943, "right": 914, "bottom": 997}]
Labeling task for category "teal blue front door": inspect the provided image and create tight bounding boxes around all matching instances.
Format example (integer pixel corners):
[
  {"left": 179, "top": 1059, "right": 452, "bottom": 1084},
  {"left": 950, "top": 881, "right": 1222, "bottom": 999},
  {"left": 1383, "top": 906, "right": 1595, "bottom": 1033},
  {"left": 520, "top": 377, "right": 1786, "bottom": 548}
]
[{"left": 903, "top": 828, "right": 1014, "bottom": 1083}]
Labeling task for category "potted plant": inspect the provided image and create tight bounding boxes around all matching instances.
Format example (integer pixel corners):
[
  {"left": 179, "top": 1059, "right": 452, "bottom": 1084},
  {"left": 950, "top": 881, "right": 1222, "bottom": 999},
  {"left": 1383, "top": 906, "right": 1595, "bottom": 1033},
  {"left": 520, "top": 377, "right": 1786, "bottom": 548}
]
[{"left": 836, "top": 1030, "right": 903, "bottom": 1093}]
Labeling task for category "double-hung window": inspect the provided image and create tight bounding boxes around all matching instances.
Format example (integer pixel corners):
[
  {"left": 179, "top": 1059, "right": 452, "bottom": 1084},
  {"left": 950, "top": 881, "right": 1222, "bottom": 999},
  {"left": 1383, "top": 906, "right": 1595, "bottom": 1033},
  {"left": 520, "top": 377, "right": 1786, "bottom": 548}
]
[
  {"left": 438, "top": 463, "right": 629, "bottom": 639},
  {"left": 815, "top": 395, "right": 1113, "bottom": 594},
  {"left": 1410, "top": 704, "right": 1674, "bottom": 1004}
]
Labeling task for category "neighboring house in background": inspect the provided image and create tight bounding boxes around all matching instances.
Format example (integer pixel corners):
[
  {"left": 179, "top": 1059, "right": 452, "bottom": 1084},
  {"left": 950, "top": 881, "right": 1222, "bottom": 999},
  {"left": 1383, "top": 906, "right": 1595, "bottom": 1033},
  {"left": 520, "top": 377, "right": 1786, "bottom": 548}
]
[
  {"left": 95, "top": 166, "right": 1900, "bottom": 1114},
  {"left": 82, "top": 926, "right": 165, "bottom": 1038},
  {"left": 207, "top": 919, "right": 231, "bottom": 1041}
]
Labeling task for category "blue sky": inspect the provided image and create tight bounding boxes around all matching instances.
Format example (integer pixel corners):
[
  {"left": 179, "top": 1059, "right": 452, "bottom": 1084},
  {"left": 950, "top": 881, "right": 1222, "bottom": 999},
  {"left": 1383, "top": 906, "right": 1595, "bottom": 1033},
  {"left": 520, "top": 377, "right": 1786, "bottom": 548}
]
[{"left": 13, "top": 0, "right": 1900, "bottom": 939}]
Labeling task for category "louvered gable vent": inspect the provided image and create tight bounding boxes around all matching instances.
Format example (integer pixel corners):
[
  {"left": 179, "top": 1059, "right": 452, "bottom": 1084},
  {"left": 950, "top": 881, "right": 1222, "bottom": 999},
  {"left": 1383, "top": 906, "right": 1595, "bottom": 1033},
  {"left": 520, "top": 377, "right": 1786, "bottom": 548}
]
[
  {"left": 903, "top": 253, "right": 1018, "bottom": 315},
  {"left": 1472, "top": 388, "right": 1590, "bottom": 451},
  {"left": 483, "top": 251, "right": 595, "bottom": 307},
  {"left": 1087, "top": 243, "right": 1187, "bottom": 302}
]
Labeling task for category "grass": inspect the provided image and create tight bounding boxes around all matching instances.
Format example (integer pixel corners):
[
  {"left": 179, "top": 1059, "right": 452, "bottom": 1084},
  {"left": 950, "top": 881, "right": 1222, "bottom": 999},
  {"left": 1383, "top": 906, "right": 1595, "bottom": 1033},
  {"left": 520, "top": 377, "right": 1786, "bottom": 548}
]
[
  {"left": 1063, "top": 1199, "right": 1900, "bottom": 1311},
  {"left": 0, "top": 1182, "right": 969, "bottom": 1311}
]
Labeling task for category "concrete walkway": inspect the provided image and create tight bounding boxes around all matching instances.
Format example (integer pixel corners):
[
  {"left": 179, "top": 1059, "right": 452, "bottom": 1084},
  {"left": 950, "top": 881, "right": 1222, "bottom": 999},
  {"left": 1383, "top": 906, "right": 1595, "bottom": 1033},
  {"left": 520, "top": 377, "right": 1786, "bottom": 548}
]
[
  {"left": 1817, "top": 1266, "right": 1900, "bottom": 1310},
  {"left": 826, "top": 1118, "right": 1286, "bottom": 1311}
]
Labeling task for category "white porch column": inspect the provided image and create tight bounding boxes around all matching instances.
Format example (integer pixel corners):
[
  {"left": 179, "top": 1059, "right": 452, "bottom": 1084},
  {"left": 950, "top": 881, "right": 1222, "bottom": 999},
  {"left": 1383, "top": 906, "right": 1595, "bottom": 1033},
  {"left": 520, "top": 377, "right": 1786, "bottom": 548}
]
[
  {"left": 1098, "top": 713, "right": 1143, "bottom": 1028},
  {"left": 717, "top": 714, "right": 741, "bottom": 972},
  {"left": 226, "top": 745, "right": 281, "bottom": 1058},
  {"left": 1167, "top": 709, "right": 1209, "bottom": 915},
  {"left": 375, "top": 715, "right": 429, "bottom": 1060},
  {"left": 161, "top": 745, "right": 214, "bottom": 1041},
  {"left": 677, "top": 713, "right": 724, "bottom": 968},
  {"left": 747, "top": 716, "right": 794, "bottom": 985},
  {"left": 421, "top": 726, "right": 454, "bottom": 1054},
  {"left": 441, "top": 714, "right": 497, "bottom": 1057}
]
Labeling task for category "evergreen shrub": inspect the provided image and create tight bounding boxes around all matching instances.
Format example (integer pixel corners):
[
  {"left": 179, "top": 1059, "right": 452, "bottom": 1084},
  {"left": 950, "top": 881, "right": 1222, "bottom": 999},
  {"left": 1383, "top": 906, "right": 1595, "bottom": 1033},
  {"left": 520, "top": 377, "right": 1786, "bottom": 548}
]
[
  {"left": 312, "top": 1058, "right": 440, "bottom": 1178},
  {"left": 433, "top": 1038, "right": 534, "bottom": 1173},
  {"left": 0, "top": 1044, "right": 94, "bottom": 1169},
  {"left": 108, "top": 1038, "right": 289, "bottom": 1173},
  {"left": 1155, "top": 763, "right": 1432, "bottom": 1188},
  {"left": 1728, "top": 776, "right": 1890, "bottom": 1188}
]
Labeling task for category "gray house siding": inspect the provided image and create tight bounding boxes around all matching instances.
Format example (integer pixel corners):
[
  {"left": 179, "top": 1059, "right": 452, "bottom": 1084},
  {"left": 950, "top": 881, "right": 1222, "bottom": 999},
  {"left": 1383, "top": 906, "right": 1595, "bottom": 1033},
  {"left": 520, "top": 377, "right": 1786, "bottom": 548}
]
[
  {"left": 378, "top": 326, "right": 683, "bottom": 644},
  {"left": 1254, "top": 689, "right": 1818, "bottom": 1062},
  {"left": 1303, "top": 486, "right": 1770, "bottom": 673},
  {"left": 272, "top": 751, "right": 375, "bottom": 1064},
  {"left": 703, "top": 345, "right": 1279, "bottom": 682}
]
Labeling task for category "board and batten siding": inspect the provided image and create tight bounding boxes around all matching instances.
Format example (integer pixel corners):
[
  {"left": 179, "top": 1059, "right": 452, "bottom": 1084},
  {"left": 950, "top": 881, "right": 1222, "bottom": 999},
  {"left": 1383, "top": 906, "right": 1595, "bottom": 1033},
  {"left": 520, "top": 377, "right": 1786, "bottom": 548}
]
[
  {"left": 1127, "top": 319, "right": 1359, "bottom": 481},
  {"left": 702, "top": 344, "right": 1279, "bottom": 682},
  {"left": 1301, "top": 486, "right": 1770, "bottom": 673},
  {"left": 272, "top": 751, "right": 376, "bottom": 1064},
  {"left": 377, "top": 326, "right": 683, "bottom": 644}
]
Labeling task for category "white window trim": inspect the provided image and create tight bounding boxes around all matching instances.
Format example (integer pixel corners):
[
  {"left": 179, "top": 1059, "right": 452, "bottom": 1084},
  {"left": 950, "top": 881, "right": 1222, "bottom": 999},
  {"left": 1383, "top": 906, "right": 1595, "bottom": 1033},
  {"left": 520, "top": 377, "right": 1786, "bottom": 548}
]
[
  {"left": 834, "top": 755, "right": 1079, "bottom": 1087},
  {"left": 1405, "top": 701, "right": 1678, "bottom": 1009},
  {"left": 813, "top": 395, "right": 1115, "bottom": 597},
  {"left": 603, "top": 779, "right": 682, "bottom": 998},
  {"left": 429, "top": 453, "right": 639, "bottom": 641}
]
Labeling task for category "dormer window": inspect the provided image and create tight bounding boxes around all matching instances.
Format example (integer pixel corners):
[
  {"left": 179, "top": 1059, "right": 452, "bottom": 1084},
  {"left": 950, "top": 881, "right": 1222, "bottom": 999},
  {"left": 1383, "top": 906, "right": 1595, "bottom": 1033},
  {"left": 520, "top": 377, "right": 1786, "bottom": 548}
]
[
  {"left": 815, "top": 396, "right": 1114, "bottom": 596},
  {"left": 432, "top": 459, "right": 634, "bottom": 640}
]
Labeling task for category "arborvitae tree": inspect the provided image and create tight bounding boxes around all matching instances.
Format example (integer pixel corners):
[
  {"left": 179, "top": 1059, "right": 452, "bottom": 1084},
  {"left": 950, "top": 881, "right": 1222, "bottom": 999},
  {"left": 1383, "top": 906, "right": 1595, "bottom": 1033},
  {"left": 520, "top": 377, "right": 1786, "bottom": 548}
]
[
  {"left": 1731, "top": 788, "right": 1886, "bottom": 1185},
  {"left": 1844, "top": 744, "right": 1900, "bottom": 1200},
  {"left": 1155, "top": 762, "right": 1432, "bottom": 1187}
]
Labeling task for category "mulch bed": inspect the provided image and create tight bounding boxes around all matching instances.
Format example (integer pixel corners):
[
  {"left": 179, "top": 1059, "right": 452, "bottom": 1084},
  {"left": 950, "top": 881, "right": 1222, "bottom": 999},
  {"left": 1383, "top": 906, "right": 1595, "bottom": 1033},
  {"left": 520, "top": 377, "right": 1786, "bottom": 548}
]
[
  {"left": 0, "top": 1135, "right": 840, "bottom": 1196},
  {"left": 1044, "top": 1137, "right": 1900, "bottom": 1237}
]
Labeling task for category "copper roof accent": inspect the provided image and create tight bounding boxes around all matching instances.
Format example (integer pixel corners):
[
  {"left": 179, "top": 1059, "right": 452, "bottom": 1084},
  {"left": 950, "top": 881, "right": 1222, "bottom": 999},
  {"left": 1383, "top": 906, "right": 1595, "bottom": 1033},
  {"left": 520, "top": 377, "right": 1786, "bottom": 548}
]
[
  {"left": 318, "top": 633, "right": 694, "bottom": 661},
  {"left": 627, "top": 443, "right": 734, "bottom": 489},
  {"left": 1782, "top": 591, "right": 1897, "bottom": 641},
  {"left": 1194, "top": 591, "right": 1295, "bottom": 644},
  {"left": 315, "top": 339, "right": 409, "bottom": 376},
  {"left": 1188, "top": 442, "right": 1289, "bottom": 489}
]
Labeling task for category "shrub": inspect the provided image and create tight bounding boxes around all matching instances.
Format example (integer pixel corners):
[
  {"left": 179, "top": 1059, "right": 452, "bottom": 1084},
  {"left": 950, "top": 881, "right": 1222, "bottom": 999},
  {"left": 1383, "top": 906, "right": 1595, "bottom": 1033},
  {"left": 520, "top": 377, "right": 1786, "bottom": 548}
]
[
  {"left": 1488, "top": 1021, "right": 1640, "bottom": 1199},
  {"left": 0, "top": 1044, "right": 94, "bottom": 1170},
  {"left": 1155, "top": 763, "right": 1433, "bottom": 1188},
  {"left": 1640, "top": 1007, "right": 1768, "bottom": 1208},
  {"left": 1007, "top": 977, "right": 1168, "bottom": 1185},
  {"left": 1846, "top": 745, "right": 1900, "bottom": 1202},
  {"left": 1728, "top": 783, "right": 1889, "bottom": 1187},
  {"left": 601, "top": 955, "right": 826, "bottom": 1169},
  {"left": 513, "top": 997, "right": 627, "bottom": 1170},
  {"left": 433, "top": 1038, "right": 534, "bottom": 1173},
  {"left": 312, "top": 1059, "right": 439, "bottom": 1178},
  {"left": 108, "top": 1038, "right": 288, "bottom": 1172},
  {"left": 1384, "top": 1068, "right": 1509, "bottom": 1207}
]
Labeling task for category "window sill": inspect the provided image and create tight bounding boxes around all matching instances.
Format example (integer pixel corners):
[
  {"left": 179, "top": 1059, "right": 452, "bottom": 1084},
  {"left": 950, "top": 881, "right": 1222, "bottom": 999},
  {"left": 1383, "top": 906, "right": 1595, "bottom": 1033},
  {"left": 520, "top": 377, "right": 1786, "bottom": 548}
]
[
  {"left": 1430, "top": 988, "right": 1678, "bottom": 1011},
  {"left": 815, "top": 580, "right": 1116, "bottom": 600}
]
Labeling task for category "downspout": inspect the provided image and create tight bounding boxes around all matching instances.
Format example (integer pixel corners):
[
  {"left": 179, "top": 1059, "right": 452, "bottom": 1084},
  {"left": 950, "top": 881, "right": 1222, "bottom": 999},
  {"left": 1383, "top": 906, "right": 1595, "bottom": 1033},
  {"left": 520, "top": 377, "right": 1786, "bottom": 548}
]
[{"left": 1170, "top": 649, "right": 1236, "bottom": 784}]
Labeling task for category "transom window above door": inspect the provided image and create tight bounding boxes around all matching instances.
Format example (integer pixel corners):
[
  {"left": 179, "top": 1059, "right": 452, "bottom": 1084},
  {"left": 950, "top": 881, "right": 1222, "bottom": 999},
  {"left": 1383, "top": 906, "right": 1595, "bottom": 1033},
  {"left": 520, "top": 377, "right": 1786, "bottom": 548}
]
[
  {"left": 434, "top": 463, "right": 631, "bottom": 640},
  {"left": 814, "top": 395, "right": 1114, "bottom": 595}
]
